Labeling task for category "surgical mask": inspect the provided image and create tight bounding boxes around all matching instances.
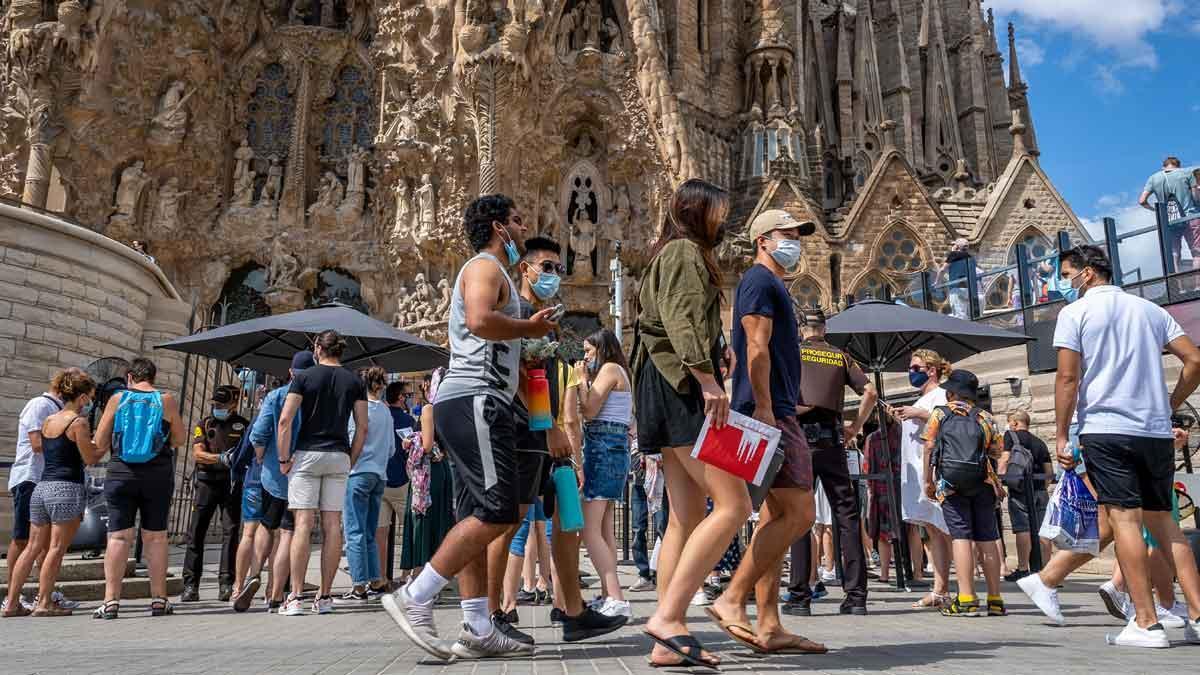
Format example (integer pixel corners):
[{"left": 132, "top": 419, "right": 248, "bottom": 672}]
[
  {"left": 531, "top": 271, "right": 561, "bottom": 300},
  {"left": 769, "top": 239, "right": 802, "bottom": 271},
  {"left": 81, "top": 401, "right": 94, "bottom": 417},
  {"left": 909, "top": 371, "right": 930, "bottom": 388},
  {"left": 213, "top": 408, "right": 229, "bottom": 420},
  {"left": 1063, "top": 271, "right": 1086, "bottom": 304},
  {"left": 497, "top": 224, "right": 520, "bottom": 265},
  {"left": 587, "top": 359, "right": 599, "bottom": 374}
]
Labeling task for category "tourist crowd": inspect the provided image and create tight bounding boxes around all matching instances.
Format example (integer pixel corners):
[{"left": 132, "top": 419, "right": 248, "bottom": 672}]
[{"left": 4, "top": 177, "right": 1200, "bottom": 664}]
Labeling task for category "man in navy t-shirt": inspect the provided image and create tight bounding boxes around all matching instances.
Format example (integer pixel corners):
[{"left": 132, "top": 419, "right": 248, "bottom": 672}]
[{"left": 710, "top": 209, "right": 826, "bottom": 654}]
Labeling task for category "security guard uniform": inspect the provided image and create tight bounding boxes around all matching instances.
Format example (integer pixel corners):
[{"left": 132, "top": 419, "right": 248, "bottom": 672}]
[
  {"left": 786, "top": 309, "right": 871, "bottom": 614},
  {"left": 182, "top": 385, "right": 248, "bottom": 600}
]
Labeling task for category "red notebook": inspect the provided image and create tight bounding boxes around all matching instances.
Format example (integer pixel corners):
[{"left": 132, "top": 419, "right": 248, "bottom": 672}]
[{"left": 690, "top": 411, "right": 783, "bottom": 486}]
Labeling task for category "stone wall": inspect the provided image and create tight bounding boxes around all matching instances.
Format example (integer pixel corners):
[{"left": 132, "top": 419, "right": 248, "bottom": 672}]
[{"left": 0, "top": 203, "right": 190, "bottom": 542}]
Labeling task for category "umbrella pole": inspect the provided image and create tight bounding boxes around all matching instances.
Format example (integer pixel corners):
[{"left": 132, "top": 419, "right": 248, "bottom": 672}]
[{"left": 872, "top": 369, "right": 909, "bottom": 592}]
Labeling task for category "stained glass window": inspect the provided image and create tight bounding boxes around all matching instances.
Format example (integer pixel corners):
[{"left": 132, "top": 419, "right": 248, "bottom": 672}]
[
  {"left": 246, "top": 64, "right": 294, "bottom": 176},
  {"left": 853, "top": 273, "right": 892, "bottom": 302},
  {"left": 1007, "top": 229, "right": 1053, "bottom": 265},
  {"left": 876, "top": 226, "right": 923, "bottom": 272},
  {"left": 791, "top": 276, "right": 823, "bottom": 311},
  {"left": 321, "top": 66, "right": 376, "bottom": 163},
  {"left": 306, "top": 268, "right": 369, "bottom": 314},
  {"left": 215, "top": 264, "right": 271, "bottom": 325}
]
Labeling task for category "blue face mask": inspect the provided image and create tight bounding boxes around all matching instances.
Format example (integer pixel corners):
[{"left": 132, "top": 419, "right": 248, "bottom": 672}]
[
  {"left": 213, "top": 408, "right": 230, "bottom": 420},
  {"left": 587, "top": 359, "right": 599, "bottom": 374},
  {"left": 1062, "top": 271, "right": 1085, "bottom": 304},
  {"left": 81, "top": 402, "right": 94, "bottom": 417},
  {"left": 909, "top": 371, "right": 930, "bottom": 388},
  {"left": 769, "top": 238, "right": 803, "bottom": 271},
  {"left": 497, "top": 225, "right": 520, "bottom": 266},
  {"left": 531, "top": 272, "right": 561, "bottom": 300}
]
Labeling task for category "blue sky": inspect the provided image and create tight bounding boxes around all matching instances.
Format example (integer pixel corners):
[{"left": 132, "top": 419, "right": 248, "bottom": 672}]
[{"left": 989, "top": 0, "right": 1200, "bottom": 274}]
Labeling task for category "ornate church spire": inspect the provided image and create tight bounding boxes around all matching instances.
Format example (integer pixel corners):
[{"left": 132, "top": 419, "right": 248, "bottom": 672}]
[{"left": 1007, "top": 23, "right": 1040, "bottom": 157}]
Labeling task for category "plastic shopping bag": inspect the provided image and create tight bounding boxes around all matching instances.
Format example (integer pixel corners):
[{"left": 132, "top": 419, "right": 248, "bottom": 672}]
[{"left": 1039, "top": 471, "right": 1099, "bottom": 555}]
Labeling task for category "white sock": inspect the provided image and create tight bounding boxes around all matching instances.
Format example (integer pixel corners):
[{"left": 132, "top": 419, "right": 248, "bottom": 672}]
[
  {"left": 461, "top": 597, "right": 492, "bottom": 636},
  {"left": 406, "top": 566, "right": 449, "bottom": 605}
]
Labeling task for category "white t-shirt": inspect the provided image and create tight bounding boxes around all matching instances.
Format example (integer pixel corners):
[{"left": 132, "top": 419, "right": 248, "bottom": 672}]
[
  {"left": 1053, "top": 285, "right": 1185, "bottom": 438},
  {"left": 9, "top": 392, "right": 63, "bottom": 488}
]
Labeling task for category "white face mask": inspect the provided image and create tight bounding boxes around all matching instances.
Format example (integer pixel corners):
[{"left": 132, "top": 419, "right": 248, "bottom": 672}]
[{"left": 769, "top": 238, "right": 802, "bottom": 271}]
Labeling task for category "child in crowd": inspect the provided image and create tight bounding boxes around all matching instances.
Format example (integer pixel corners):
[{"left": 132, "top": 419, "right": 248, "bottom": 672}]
[{"left": 922, "top": 370, "right": 1007, "bottom": 617}]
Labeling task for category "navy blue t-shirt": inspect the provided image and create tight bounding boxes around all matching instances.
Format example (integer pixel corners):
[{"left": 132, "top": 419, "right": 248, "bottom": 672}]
[
  {"left": 731, "top": 264, "right": 801, "bottom": 419},
  {"left": 386, "top": 406, "right": 415, "bottom": 487}
]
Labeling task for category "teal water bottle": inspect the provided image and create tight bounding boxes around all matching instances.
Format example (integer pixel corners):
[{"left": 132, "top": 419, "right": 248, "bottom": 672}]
[{"left": 552, "top": 462, "right": 584, "bottom": 532}]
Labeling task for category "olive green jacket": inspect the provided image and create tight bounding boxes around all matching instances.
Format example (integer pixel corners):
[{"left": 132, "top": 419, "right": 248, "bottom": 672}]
[{"left": 633, "top": 239, "right": 723, "bottom": 392}]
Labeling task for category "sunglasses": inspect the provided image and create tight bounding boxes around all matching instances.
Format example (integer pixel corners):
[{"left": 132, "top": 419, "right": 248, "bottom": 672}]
[
  {"left": 909, "top": 365, "right": 925, "bottom": 373},
  {"left": 529, "top": 260, "right": 567, "bottom": 275}
]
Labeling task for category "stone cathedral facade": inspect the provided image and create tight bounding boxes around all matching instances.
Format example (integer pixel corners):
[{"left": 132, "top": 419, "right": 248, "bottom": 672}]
[{"left": 0, "top": 0, "right": 1090, "bottom": 343}]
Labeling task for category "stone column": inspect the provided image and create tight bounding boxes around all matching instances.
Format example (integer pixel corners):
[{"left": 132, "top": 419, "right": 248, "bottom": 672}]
[{"left": 280, "top": 53, "right": 313, "bottom": 226}]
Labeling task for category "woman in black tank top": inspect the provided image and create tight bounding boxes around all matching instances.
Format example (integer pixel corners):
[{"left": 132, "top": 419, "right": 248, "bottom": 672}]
[{"left": 2, "top": 371, "right": 101, "bottom": 618}]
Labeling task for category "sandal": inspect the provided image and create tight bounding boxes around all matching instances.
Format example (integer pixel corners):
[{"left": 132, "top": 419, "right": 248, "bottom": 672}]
[
  {"left": 150, "top": 597, "right": 174, "bottom": 617},
  {"left": 644, "top": 631, "right": 720, "bottom": 671},
  {"left": 703, "top": 606, "right": 766, "bottom": 653},
  {"left": 32, "top": 605, "right": 72, "bottom": 617},
  {"left": 92, "top": 600, "right": 119, "bottom": 620},
  {"left": 911, "top": 592, "right": 950, "bottom": 609}
]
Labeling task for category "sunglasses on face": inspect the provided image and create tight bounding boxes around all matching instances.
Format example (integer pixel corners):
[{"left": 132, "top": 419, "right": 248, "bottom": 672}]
[
  {"left": 909, "top": 365, "right": 925, "bottom": 373},
  {"left": 529, "top": 260, "right": 567, "bottom": 275}
]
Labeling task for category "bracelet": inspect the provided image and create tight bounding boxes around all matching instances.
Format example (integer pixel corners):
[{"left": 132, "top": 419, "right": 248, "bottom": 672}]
[{"left": 279, "top": 456, "right": 291, "bottom": 463}]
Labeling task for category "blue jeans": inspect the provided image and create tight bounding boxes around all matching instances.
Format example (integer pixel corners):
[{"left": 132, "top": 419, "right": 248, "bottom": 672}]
[
  {"left": 344, "top": 473, "right": 384, "bottom": 585},
  {"left": 509, "top": 499, "right": 553, "bottom": 556},
  {"left": 630, "top": 478, "right": 667, "bottom": 579}
]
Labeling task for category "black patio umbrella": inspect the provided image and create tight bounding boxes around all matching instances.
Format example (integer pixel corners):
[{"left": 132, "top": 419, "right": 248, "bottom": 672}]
[
  {"left": 155, "top": 303, "right": 449, "bottom": 377},
  {"left": 823, "top": 299, "right": 1033, "bottom": 590}
]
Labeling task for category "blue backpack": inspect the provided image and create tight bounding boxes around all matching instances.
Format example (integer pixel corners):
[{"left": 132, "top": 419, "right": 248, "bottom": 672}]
[{"left": 112, "top": 390, "right": 166, "bottom": 463}]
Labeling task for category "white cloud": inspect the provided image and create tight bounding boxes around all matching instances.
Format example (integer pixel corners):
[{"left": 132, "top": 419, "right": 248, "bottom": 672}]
[
  {"left": 991, "top": 0, "right": 1177, "bottom": 68},
  {"left": 1094, "top": 65, "right": 1126, "bottom": 95},
  {"left": 1081, "top": 198, "right": 1169, "bottom": 281},
  {"left": 1015, "top": 38, "right": 1045, "bottom": 68}
]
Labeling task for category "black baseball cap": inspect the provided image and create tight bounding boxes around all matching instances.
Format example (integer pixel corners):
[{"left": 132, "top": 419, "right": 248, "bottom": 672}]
[
  {"left": 211, "top": 385, "right": 239, "bottom": 405},
  {"left": 291, "top": 350, "right": 315, "bottom": 371},
  {"left": 941, "top": 369, "right": 980, "bottom": 400}
]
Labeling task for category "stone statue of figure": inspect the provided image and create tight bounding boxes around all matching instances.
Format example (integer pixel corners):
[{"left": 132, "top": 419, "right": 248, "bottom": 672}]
[
  {"left": 576, "top": 131, "right": 593, "bottom": 157},
  {"left": 268, "top": 233, "right": 300, "bottom": 290},
  {"left": 320, "top": 0, "right": 336, "bottom": 27},
  {"left": 557, "top": 4, "right": 577, "bottom": 56},
  {"left": 606, "top": 184, "right": 630, "bottom": 243},
  {"left": 113, "top": 161, "right": 150, "bottom": 219},
  {"left": 263, "top": 155, "right": 283, "bottom": 205},
  {"left": 539, "top": 185, "right": 559, "bottom": 238},
  {"left": 318, "top": 172, "right": 343, "bottom": 207},
  {"left": 434, "top": 277, "right": 451, "bottom": 319},
  {"left": 415, "top": 173, "right": 437, "bottom": 238},
  {"left": 411, "top": 273, "right": 436, "bottom": 322},
  {"left": 393, "top": 285, "right": 415, "bottom": 327},
  {"left": 602, "top": 17, "right": 620, "bottom": 51},
  {"left": 232, "top": 141, "right": 256, "bottom": 207},
  {"left": 584, "top": 0, "right": 602, "bottom": 47},
  {"left": 571, "top": 209, "right": 597, "bottom": 281},
  {"left": 151, "top": 81, "right": 191, "bottom": 145},
  {"left": 346, "top": 147, "right": 368, "bottom": 196},
  {"left": 151, "top": 178, "right": 190, "bottom": 234},
  {"left": 573, "top": 3, "right": 589, "bottom": 50}
]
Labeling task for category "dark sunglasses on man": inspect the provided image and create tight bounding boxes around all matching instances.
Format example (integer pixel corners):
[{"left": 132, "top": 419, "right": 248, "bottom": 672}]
[{"left": 529, "top": 259, "right": 567, "bottom": 276}]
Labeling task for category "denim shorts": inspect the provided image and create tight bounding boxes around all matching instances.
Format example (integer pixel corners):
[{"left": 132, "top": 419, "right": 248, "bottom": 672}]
[
  {"left": 582, "top": 421, "right": 631, "bottom": 501},
  {"left": 242, "top": 482, "right": 263, "bottom": 522}
]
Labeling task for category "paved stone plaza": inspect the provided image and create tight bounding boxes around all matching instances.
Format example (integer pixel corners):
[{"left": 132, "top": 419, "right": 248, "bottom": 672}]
[{"left": 3, "top": 548, "right": 1197, "bottom": 675}]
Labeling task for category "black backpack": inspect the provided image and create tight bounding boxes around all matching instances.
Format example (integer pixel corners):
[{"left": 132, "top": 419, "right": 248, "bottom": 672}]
[
  {"left": 1002, "top": 431, "right": 1034, "bottom": 489},
  {"left": 933, "top": 406, "right": 988, "bottom": 496}
]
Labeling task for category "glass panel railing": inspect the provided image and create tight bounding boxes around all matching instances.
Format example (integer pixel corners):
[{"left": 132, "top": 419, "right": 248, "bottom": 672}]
[{"left": 977, "top": 264, "right": 1021, "bottom": 315}]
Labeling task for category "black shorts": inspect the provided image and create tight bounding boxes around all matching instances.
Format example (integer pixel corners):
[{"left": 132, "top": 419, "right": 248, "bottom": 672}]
[
  {"left": 1079, "top": 434, "right": 1175, "bottom": 511},
  {"left": 435, "top": 395, "right": 520, "bottom": 524},
  {"left": 10, "top": 480, "right": 35, "bottom": 541},
  {"left": 1007, "top": 489, "right": 1049, "bottom": 533},
  {"left": 104, "top": 457, "right": 174, "bottom": 532},
  {"left": 260, "top": 486, "right": 295, "bottom": 532},
  {"left": 635, "top": 349, "right": 722, "bottom": 453},
  {"left": 942, "top": 490, "right": 1000, "bottom": 542},
  {"left": 516, "top": 451, "right": 551, "bottom": 506}
]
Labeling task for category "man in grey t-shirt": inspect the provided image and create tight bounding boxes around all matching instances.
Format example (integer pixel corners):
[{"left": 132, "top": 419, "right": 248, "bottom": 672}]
[{"left": 1140, "top": 156, "right": 1200, "bottom": 274}]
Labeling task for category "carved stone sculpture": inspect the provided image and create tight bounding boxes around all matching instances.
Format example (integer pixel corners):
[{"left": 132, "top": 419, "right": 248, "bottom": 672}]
[
  {"left": 557, "top": 5, "right": 578, "bottom": 57},
  {"left": 151, "top": 178, "right": 189, "bottom": 235},
  {"left": 584, "top": 0, "right": 602, "bottom": 48},
  {"left": 267, "top": 233, "right": 300, "bottom": 291},
  {"left": 346, "top": 146, "right": 368, "bottom": 196},
  {"left": 307, "top": 171, "right": 343, "bottom": 226},
  {"left": 415, "top": 173, "right": 437, "bottom": 238},
  {"left": 232, "top": 140, "right": 256, "bottom": 207},
  {"left": 539, "top": 185, "right": 560, "bottom": 238},
  {"left": 571, "top": 210, "right": 597, "bottom": 282},
  {"left": 393, "top": 284, "right": 415, "bottom": 327},
  {"left": 263, "top": 155, "right": 283, "bottom": 206},
  {"left": 149, "top": 81, "right": 191, "bottom": 147},
  {"left": 110, "top": 161, "right": 150, "bottom": 227},
  {"left": 434, "top": 277, "right": 451, "bottom": 318}
]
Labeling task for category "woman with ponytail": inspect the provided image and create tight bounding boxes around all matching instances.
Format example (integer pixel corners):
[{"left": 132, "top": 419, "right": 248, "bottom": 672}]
[{"left": 895, "top": 348, "right": 953, "bottom": 608}]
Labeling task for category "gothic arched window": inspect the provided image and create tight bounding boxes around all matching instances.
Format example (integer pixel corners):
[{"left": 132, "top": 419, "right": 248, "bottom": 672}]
[
  {"left": 306, "top": 267, "right": 369, "bottom": 314},
  {"left": 246, "top": 63, "right": 294, "bottom": 177},
  {"left": 875, "top": 225, "right": 924, "bottom": 273},
  {"left": 215, "top": 263, "right": 271, "bottom": 325},
  {"left": 791, "top": 275, "right": 824, "bottom": 311},
  {"left": 853, "top": 272, "right": 893, "bottom": 302},
  {"left": 321, "top": 66, "right": 376, "bottom": 162},
  {"left": 1007, "top": 228, "right": 1053, "bottom": 265}
]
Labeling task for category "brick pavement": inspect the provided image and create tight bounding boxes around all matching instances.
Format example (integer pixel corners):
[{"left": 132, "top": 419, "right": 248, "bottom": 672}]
[{"left": 3, "top": 550, "right": 1198, "bottom": 674}]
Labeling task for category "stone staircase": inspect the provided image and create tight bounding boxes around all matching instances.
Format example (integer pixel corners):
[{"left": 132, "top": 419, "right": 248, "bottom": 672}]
[{"left": 0, "top": 556, "right": 184, "bottom": 602}]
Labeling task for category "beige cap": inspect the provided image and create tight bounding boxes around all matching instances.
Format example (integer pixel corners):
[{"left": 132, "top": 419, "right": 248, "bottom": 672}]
[{"left": 748, "top": 209, "right": 817, "bottom": 241}]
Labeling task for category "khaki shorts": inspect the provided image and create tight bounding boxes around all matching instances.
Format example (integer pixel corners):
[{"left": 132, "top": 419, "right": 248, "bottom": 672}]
[
  {"left": 378, "top": 485, "right": 408, "bottom": 529},
  {"left": 288, "top": 450, "right": 351, "bottom": 512}
]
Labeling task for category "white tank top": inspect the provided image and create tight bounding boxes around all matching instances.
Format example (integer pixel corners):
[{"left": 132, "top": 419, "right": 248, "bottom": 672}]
[
  {"left": 593, "top": 366, "right": 634, "bottom": 425},
  {"left": 435, "top": 253, "right": 521, "bottom": 404}
]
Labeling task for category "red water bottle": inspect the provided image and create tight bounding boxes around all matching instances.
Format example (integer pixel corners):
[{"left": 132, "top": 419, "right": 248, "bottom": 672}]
[{"left": 527, "top": 368, "right": 552, "bottom": 431}]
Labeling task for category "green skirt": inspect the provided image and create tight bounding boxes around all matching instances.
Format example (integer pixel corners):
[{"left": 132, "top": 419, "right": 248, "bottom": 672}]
[{"left": 400, "top": 459, "right": 455, "bottom": 569}]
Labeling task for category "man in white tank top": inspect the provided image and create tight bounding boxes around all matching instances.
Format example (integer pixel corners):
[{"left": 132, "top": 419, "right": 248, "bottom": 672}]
[{"left": 383, "top": 194, "right": 557, "bottom": 661}]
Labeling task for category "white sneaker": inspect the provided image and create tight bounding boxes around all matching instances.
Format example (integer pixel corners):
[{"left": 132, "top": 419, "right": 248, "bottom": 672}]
[
  {"left": 281, "top": 595, "right": 307, "bottom": 616},
  {"left": 628, "top": 577, "right": 656, "bottom": 592},
  {"left": 1154, "top": 604, "right": 1185, "bottom": 629},
  {"left": 1106, "top": 619, "right": 1170, "bottom": 648},
  {"left": 1018, "top": 574, "right": 1064, "bottom": 626},
  {"left": 1184, "top": 617, "right": 1200, "bottom": 644},
  {"left": 312, "top": 596, "right": 334, "bottom": 614},
  {"left": 382, "top": 586, "right": 455, "bottom": 661},
  {"left": 1099, "top": 581, "right": 1130, "bottom": 621},
  {"left": 450, "top": 622, "right": 534, "bottom": 659},
  {"left": 690, "top": 589, "right": 712, "bottom": 607},
  {"left": 819, "top": 567, "right": 837, "bottom": 583},
  {"left": 49, "top": 591, "right": 79, "bottom": 610},
  {"left": 599, "top": 598, "right": 633, "bottom": 618}
]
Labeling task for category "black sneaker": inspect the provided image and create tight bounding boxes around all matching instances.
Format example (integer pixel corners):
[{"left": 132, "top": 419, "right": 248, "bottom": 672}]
[
  {"left": 516, "top": 588, "right": 538, "bottom": 604},
  {"left": 840, "top": 603, "right": 868, "bottom": 616},
  {"left": 1003, "top": 570, "right": 1030, "bottom": 583},
  {"left": 811, "top": 581, "right": 828, "bottom": 600},
  {"left": 218, "top": 583, "right": 233, "bottom": 602},
  {"left": 492, "top": 610, "right": 535, "bottom": 645},
  {"left": 502, "top": 608, "right": 519, "bottom": 624},
  {"left": 562, "top": 607, "right": 628, "bottom": 642},
  {"left": 180, "top": 585, "right": 199, "bottom": 603},
  {"left": 336, "top": 588, "right": 369, "bottom": 604},
  {"left": 550, "top": 607, "right": 565, "bottom": 624},
  {"left": 782, "top": 599, "right": 812, "bottom": 616},
  {"left": 266, "top": 600, "right": 282, "bottom": 614}
]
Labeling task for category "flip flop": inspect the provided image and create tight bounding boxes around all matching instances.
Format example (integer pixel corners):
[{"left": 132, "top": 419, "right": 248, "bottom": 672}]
[
  {"left": 758, "top": 633, "right": 829, "bottom": 655},
  {"left": 644, "top": 631, "right": 721, "bottom": 671},
  {"left": 703, "top": 606, "right": 766, "bottom": 653}
]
